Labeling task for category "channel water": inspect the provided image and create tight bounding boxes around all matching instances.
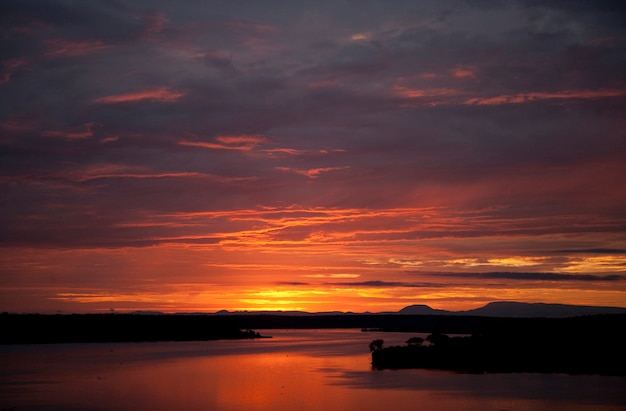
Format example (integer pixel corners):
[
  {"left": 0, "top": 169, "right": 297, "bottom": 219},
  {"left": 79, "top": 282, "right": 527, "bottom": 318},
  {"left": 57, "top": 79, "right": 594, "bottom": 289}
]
[{"left": 1, "top": 329, "right": 624, "bottom": 410}]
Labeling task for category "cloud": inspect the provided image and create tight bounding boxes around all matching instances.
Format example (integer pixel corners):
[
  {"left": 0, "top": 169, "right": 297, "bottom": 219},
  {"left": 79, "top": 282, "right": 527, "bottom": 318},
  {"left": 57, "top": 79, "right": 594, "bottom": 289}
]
[
  {"left": 438, "top": 272, "right": 625, "bottom": 282},
  {"left": 1, "top": 0, "right": 626, "bottom": 312},
  {"left": 556, "top": 249, "right": 626, "bottom": 255},
  {"left": 451, "top": 66, "right": 476, "bottom": 79},
  {"left": 41, "top": 122, "right": 96, "bottom": 140},
  {"left": 331, "top": 280, "right": 407, "bottom": 287},
  {"left": 464, "top": 89, "right": 626, "bottom": 105},
  {"left": 275, "top": 166, "right": 350, "bottom": 178},
  {"left": 303, "top": 274, "right": 360, "bottom": 279},
  {"left": 43, "top": 39, "right": 112, "bottom": 57},
  {"left": 93, "top": 88, "right": 184, "bottom": 104},
  {"left": 1, "top": 58, "right": 27, "bottom": 84},
  {"left": 179, "top": 135, "right": 265, "bottom": 151},
  {"left": 276, "top": 281, "right": 310, "bottom": 286}
]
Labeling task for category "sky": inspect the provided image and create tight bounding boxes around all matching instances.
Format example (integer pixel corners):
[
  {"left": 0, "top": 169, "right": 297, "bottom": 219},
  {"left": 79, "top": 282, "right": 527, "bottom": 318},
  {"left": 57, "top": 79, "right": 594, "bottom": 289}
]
[{"left": 1, "top": 0, "right": 626, "bottom": 313}]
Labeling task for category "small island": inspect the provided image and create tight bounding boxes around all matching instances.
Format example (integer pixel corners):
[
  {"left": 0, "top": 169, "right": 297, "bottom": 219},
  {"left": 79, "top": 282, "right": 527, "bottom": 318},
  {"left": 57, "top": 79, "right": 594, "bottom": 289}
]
[{"left": 370, "top": 315, "right": 626, "bottom": 376}]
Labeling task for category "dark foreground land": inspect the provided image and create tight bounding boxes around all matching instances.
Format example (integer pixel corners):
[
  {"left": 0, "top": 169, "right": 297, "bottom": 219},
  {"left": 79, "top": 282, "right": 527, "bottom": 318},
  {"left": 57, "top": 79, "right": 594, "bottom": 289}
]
[
  {"left": 2, "top": 312, "right": 624, "bottom": 376},
  {"left": 369, "top": 314, "right": 626, "bottom": 376},
  {"left": 0, "top": 313, "right": 267, "bottom": 344}
]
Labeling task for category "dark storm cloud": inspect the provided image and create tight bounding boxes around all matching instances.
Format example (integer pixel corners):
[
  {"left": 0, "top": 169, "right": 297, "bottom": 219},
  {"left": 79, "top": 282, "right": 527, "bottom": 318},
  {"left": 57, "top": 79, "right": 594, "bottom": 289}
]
[
  {"left": 1, "top": 0, "right": 625, "bottom": 249},
  {"left": 438, "top": 272, "right": 626, "bottom": 282},
  {"left": 277, "top": 281, "right": 310, "bottom": 286},
  {"left": 328, "top": 281, "right": 450, "bottom": 288},
  {"left": 332, "top": 280, "right": 407, "bottom": 287},
  {"left": 556, "top": 249, "right": 626, "bottom": 255}
]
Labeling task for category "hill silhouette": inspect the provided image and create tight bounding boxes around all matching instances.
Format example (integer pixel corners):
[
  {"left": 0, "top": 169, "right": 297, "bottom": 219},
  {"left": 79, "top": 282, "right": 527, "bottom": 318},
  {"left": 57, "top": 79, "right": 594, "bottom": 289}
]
[
  {"left": 212, "top": 301, "right": 626, "bottom": 318},
  {"left": 397, "top": 301, "right": 626, "bottom": 317}
]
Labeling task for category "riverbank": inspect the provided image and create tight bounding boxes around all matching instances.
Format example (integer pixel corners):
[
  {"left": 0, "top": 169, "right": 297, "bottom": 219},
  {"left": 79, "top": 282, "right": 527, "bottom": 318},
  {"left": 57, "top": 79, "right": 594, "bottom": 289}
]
[
  {"left": 370, "top": 314, "right": 626, "bottom": 376},
  {"left": 0, "top": 313, "right": 268, "bottom": 344}
]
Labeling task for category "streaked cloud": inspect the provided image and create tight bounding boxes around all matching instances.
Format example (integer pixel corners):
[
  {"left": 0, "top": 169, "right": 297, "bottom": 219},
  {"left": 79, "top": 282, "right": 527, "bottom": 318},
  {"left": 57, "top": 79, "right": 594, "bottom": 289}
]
[
  {"left": 275, "top": 166, "right": 350, "bottom": 178},
  {"left": 464, "top": 89, "right": 626, "bottom": 105},
  {"left": 41, "top": 122, "right": 96, "bottom": 140},
  {"left": 438, "top": 272, "right": 625, "bottom": 282},
  {"left": 44, "top": 39, "right": 112, "bottom": 57},
  {"left": 179, "top": 135, "right": 265, "bottom": 151},
  {"left": 93, "top": 88, "right": 184, "bottom": 104}
]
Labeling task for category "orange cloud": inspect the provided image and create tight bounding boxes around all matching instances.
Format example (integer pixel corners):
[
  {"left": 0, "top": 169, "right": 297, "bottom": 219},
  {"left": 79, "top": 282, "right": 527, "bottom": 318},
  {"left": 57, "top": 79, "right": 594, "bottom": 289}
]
[
  {"left": 275, "top": 166, "right": 350, "bottom": 178},
  {"left": 393, "top": 86, "right": 462, "bottom": 106},
  {"left": 215, "top": 135, "right": 265, "bottom": 145},
  {"left": 393, "top": 86, "right": 459, "bottom": 98},
  {"left": 180, "top": 135, "right": 265, "bottom": 151},
  {"left": 465, "top": 89, "right": 626, "bottom": 105},
  {"left": 93, "top": 88, "right": 184, "bottom": 104}
]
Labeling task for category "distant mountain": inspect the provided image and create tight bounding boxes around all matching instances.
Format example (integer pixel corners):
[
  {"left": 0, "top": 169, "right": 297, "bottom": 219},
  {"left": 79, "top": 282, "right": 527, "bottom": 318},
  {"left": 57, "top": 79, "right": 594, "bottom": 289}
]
[
  {"left": 397, "top": 304, "right": 450, "bottom": 315},
  {"left": 397, "top": 301, "right": 626, "bottom": 318},
  {"left": 212, "top": 301, "right": 626, "bottom": 318},
  {"left": 459, "top": 302, "right": 626, "bottom": 318}
]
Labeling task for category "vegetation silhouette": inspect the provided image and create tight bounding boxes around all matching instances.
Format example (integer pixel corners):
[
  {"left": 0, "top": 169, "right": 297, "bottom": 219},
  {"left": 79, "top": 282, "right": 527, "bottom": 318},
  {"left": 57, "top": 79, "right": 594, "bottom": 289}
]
[
  {"left": 370, "top": 315, "right": 626, "bottom": 376},
  {"left": 0, "top": 313, "right": 268, "bottom": 344},
  {"left": 368, "top": 339, "right": 384, "bottom": 352}
]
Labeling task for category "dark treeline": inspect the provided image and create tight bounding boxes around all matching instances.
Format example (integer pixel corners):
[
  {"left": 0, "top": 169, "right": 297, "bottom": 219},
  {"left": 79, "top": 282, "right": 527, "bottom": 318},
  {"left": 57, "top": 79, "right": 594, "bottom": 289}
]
[
  {"left": 370, "top": 314, "right": 626, "bottom": 376},
  {"left": 1, "top": 313, "right": 540, "bottom": 344},
  {"left": 186, "top": 313, "right": 556, "bottom": 332},
  {"left": 2, "top": 312, "right": 625, "bottom": 357},
  {"left": 1, "top": 312, "right": 522, "bottom": 344},
  {"left": 0, "top": 313, "right": 265, "bottom": 344}
]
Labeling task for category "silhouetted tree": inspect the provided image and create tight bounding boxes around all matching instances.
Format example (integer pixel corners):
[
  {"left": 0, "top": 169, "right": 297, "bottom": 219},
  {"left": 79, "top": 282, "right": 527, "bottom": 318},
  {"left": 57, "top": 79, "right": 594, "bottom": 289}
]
[
  {"left": 406, "top": 337, "right": 424, "bottom": 346},
  {"left": 369, "top": 339, "right": 384, "bottom": 352},
  {"left": 426, "top": 333, "right": 450, "bottom": 347}
]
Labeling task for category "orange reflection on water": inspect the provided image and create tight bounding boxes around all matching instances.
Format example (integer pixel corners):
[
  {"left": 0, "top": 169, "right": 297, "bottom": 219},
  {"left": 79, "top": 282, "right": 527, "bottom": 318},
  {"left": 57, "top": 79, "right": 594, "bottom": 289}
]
[
  {"left": 2, "top": 332, "right": 625, "bottom": 411},
  {"left": 88, "top": 350, "right": 371, "bottom": 410}
]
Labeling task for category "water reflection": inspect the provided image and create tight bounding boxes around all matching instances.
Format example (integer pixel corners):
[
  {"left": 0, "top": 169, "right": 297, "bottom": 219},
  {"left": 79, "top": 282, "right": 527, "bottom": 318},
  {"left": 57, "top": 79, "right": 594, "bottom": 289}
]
[
  {"left": 1, "top": 329, "right": 624, "bottom": 411},
  {"left": 331, "top": 369, "right": 626, "bottom": 406}
]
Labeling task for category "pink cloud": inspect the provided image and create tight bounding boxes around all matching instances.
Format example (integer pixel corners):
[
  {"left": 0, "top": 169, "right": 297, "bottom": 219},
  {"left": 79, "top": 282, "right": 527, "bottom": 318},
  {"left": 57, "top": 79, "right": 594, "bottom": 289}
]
[
  {"left": 225, "top": 20, "right": 278, "bottom": 34},
  {"left": 224, "top": 20, "right": 279, "bottom": 51},
  {"left": 419, "top": 72, "right": 440, "bottom": 79},
  {"left": 0, "top": 117, "right": 36, "bottom": 133},
  {"left": 215, "top": 135, "right": 265, "bottom": 145},
  {"left": 99, "top": 136, "right": 119, "bottom": 144},
  {"left": 42, "top": 164, "right": 243, "bottom": 183},
  {"left": 1, "top": 58, "right": 27, "bottom": 84},
  {"left": 464, "top": 89, "right": 626, "bottom": 105},
  {"left": 393, "top": 86, "right": 460, "bottom": 99},
  {"left": 44, "top": 39, "right": 112, "bottom": 57},
  {"left": 451, "top": 66, "right": 476, "bottom": 78},
  {"left": 276, "top": 166, "right": 350, "bottom": 178},
  {"left": 143, "top": 11, "right": 168, "bottom": 35},
  {"left": 264, "top": 148, "right": 307, "bottom": 156},
  {"left": 308, "top": 78, "right": 340, "bottom": 88},
  {"left": 180, "top": 135, "right": 265, "bottom": 151},
  {"left": 41, "top": 122, "right": 96, "bottom": 140},
  {"left": 93, "top": 88, "right": 184, "bottom": 104}
]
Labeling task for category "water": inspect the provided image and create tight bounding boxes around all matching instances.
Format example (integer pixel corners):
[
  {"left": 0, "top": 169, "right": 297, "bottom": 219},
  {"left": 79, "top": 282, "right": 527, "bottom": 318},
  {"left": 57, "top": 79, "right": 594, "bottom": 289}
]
[{"left": 1, "top": 329, "right": 624, "bottom": 410}]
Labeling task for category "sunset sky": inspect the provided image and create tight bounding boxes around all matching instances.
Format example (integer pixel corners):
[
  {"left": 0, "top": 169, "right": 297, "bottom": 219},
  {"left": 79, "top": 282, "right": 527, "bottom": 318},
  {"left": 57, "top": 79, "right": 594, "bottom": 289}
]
[{"left": 1, "top": 1, "right": 626, "bottom": 313}]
